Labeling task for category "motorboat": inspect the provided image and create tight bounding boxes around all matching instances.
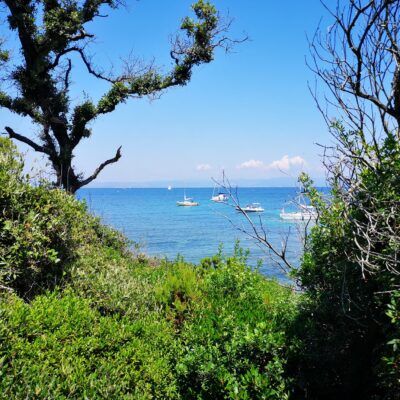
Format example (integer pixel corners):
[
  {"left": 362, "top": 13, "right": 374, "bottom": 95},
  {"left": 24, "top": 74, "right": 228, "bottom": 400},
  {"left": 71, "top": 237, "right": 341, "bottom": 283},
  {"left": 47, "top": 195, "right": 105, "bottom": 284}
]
[{"left": 236, "top": 203, "right": 264, "bottom": 213}]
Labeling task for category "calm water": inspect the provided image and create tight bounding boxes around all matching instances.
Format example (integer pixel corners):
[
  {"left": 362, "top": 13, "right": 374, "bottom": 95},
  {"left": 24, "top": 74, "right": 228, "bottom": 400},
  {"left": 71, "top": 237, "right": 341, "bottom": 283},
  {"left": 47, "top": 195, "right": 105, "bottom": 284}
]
[{"left": 77, "top": 187, "right": 312, "bottom": 280}]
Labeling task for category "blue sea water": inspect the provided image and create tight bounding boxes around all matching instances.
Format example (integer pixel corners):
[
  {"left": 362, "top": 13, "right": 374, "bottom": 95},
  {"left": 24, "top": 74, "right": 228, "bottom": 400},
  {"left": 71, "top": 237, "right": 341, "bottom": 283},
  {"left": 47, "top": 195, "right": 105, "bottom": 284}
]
[{"left": 77, "top": 187, "right": 313, "bottom": 280}]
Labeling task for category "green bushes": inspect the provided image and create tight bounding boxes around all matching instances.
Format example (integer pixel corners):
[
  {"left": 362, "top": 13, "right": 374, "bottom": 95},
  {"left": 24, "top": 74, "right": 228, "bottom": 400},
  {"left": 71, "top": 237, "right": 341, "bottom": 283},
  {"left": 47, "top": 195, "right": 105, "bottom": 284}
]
[
  {"left": 290, "top": 164, "right": 400, "bottom": 399},
  {"left": 0, "top": 137, "right": 128, "bottom": 299},
  {"left": 0, "top": 256, "right": 297, "bottom": 399},
  {"left": 174, "top": 254, "right": 297, "bottom": 400},
  {"left": 0, "top": 138, "right": 298, "bottom": 398},
  {"left": 0, "top": 291, "right": 178, "bottom": 399}
]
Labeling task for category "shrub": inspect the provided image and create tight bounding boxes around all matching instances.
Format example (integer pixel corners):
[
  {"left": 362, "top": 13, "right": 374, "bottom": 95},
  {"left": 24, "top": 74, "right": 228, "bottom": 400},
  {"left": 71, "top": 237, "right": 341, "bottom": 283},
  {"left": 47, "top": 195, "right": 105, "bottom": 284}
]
[
  {"left": 0, "top": 254, "right": 298, "bottom": 399},
  {"left": 173, "top": 251, "right": 298, "bottom": 399},
  {"left": 0, "top": 138, "right": 129, "bottom": 299},
  {"left": 292, "top": 166, "right": 400, "bottom": 399},
  {"left": 0, "top": 290, "right": 178, "bottom": 399}
]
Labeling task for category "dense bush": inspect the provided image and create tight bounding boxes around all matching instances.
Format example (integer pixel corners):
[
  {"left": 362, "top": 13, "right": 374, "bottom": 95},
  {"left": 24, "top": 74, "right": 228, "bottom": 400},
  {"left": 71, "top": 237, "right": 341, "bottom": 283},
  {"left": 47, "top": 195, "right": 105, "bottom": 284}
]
[
  {"left": 0, "top": 291, "right": 178, "bottom": 399},
  {"left": 296, "top": 0, "right": 400, "bottom": 397},
  {"left": 0, "top": 255, "right": 297, "bottom": 399},
  {"left": 0, "top": 137, "right": 128, "bottom": 299},
  {"left": 175, "top": 251, "right": 297, "bottom": 399},
  {"left": 291, "top": 151, "right": 400, "bottom": 399}
]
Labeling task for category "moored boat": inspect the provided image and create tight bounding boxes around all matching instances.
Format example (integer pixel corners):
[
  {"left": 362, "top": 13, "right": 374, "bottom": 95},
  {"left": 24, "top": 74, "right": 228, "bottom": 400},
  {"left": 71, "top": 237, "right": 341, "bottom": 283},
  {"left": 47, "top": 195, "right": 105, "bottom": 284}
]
[
  {"left": 177, "top": 191, "right": 199, "bottom": 206},
  {"left": 210, "top": 184, "right": 228, "bottom": 202},
  {"left": 211, "top": 193, "right": 229, "bottom": 202},
  {"left": 236, "top": 203, "right": 264, "bottom": 213},
  {"left": 280, "top": 199, "right": 317, "bottom": 220}
]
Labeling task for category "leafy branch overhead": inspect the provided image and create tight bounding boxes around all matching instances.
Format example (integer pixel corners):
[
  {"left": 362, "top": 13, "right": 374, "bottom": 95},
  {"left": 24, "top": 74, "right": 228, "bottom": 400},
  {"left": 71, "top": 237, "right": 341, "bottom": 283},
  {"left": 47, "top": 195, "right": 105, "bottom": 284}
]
[{"left": 0, "top": 0, "right": 244, "bottom": 193}]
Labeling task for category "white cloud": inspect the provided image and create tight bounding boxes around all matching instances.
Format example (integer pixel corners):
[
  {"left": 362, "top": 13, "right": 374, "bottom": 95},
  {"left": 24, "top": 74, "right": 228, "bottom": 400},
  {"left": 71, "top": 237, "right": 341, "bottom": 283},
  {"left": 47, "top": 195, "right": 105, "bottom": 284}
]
[
  {"left": 237, "top": 155, "right": 306, "bottom": 171},
  {"left": 237, "top": 159, "right": 265, "bottom": 169},
  {"left": 267, "top": 155, "right": 305, "bottom": 171},
  {"left": 196, "top": 163, "right": 212, "bottom": 171}
]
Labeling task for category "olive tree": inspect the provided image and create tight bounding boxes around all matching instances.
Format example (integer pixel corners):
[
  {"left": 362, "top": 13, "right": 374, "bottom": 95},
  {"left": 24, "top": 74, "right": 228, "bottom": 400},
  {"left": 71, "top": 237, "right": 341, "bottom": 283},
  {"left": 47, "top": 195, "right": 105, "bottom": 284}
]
[{"left": 0, "top": 0, "right": 238, "bottom": 193}]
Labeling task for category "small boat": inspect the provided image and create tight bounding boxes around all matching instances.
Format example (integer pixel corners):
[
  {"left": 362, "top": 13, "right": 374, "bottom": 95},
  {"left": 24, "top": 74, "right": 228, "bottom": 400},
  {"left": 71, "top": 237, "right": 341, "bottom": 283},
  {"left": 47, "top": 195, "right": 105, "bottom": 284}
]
[
  {"left": 280, "top": 191, "right": 317, "bottom": 220},
  {"left": 211, "top": 193, "right": 228, "bottom": 202},
  {"left": 280, "top": 204, "right": 317, "bottom": 220},
  {"left": 210, "top": 185, "right": 228, "bottom": 202},
  {"left": 167, "top": 185, "right": 172, "bottom": 191},
  {"left": 236, "top": 203, "right": 264, "bottom": 213},
  {"left": 177, "top": 191, "right": 199, "bottom": 206}
]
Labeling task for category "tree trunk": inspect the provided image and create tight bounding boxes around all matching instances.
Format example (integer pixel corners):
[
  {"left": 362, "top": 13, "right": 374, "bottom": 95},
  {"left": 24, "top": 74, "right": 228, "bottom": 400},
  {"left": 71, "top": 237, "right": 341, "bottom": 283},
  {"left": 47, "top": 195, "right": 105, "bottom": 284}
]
[{"left": 54, "top": 159, "right": 80, "bottom": 194}]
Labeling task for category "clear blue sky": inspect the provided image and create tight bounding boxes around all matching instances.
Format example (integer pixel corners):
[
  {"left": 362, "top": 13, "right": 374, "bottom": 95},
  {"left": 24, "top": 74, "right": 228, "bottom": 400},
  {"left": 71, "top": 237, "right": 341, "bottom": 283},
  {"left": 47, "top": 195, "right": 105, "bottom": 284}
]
[{"left": 0, "top": 0, "right": 331, "bottom": 186}]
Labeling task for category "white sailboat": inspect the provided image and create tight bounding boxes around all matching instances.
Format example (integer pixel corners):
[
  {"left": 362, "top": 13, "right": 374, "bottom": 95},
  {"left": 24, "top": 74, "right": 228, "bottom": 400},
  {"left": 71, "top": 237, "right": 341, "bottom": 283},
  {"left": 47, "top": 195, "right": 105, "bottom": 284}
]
[
  {"left": 280, "top": 193, "right": 317, "bottom": 220},
  {"left": 210, "top": 184, "right": 228, "bottom": 202},
  {"left": 177, "top": 190, "right": 199, "bottom": 206}
]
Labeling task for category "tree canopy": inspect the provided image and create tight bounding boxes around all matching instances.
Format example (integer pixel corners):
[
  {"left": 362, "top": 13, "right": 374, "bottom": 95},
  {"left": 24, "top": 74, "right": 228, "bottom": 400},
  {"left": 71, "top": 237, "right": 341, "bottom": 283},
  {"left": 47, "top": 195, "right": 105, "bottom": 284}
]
[{"left": 0, "top": 0, "right": 238, "bottom": 193}]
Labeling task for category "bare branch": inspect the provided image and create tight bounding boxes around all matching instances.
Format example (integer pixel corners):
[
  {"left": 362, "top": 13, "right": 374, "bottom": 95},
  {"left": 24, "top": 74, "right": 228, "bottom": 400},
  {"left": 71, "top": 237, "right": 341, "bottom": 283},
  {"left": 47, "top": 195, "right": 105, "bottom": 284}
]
[
  {"left": 77, "top": 146, "right": 122, "bottom": 189},
  {"left": 3, "top": 127, "right": 52, "bottom": 155},
  {"left": 212, "top": 173, "right": 297, "bottom": 275}
]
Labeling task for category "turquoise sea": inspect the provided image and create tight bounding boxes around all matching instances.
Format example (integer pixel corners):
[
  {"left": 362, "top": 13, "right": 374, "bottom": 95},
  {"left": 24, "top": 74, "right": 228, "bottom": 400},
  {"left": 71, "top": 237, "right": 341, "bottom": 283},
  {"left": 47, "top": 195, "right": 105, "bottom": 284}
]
[{"left": 77, "top": 187, "right": 316, "bottom": 280}]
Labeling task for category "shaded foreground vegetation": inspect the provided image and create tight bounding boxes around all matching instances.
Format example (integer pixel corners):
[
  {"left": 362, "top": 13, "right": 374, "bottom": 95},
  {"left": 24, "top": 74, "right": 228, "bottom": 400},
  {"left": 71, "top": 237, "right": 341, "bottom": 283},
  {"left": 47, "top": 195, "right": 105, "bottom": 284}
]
[{"left": 1, "top": 137, "right": 399, "bottom": 399}]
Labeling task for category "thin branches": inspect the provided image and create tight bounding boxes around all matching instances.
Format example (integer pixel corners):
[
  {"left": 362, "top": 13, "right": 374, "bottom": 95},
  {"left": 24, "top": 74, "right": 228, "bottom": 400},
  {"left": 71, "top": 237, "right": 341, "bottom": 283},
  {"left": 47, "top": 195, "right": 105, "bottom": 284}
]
[
  {"left": 309, "top": 0, "right": 400, "bottom": 139},
  {"left": 310, "top": 0, "right": 400, "bottom": 279},
  {"left": 212, "top": 173, "right": 302, "bottom": 276}
]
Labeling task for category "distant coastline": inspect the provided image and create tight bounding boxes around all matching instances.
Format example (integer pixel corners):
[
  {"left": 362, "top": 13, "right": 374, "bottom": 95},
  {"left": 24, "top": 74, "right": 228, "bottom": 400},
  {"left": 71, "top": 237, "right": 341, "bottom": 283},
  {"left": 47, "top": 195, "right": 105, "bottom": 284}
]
[{"left": 85, "top": 177, "right": 328, "bottom": 189}]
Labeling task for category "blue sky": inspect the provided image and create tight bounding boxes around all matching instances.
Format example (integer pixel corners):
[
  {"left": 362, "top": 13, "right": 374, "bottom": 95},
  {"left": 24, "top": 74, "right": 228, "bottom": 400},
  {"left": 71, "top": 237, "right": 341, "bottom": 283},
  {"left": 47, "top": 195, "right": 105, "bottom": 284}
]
[{"left": 0, "top": 0, "right": 331, "bottom": 186}]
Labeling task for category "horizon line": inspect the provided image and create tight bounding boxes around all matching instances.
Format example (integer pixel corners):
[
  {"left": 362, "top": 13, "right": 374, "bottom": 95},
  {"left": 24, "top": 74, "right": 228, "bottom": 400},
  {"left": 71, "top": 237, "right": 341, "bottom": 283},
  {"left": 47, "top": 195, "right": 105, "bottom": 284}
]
[{"left": 81, "top": 185, "right": 329, "bottom": 190}]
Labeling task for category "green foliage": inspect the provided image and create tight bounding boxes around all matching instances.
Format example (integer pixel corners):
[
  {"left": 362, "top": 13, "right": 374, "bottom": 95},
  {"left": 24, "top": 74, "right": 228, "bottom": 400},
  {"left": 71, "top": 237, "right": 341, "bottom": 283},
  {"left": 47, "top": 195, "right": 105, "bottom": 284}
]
[
  {"left": 293, "top": 132, "right": 400, "bottom": 399},
  {"left": 0, "top": 48, "right": 9, "bottom": 63},
  {"left": 155, "top": 261, "right": 201, "bottom": 329},
  {"left": 0, "top": 291, "right": 178, "bottom": 399},
  {"left": 174, "top": 252, "right": 297, "bottom": 400},
  {"left": 0, "top": 257, "right": 297, "bottom": 399},
  {"left": 0, "top": 138, "right": 128, "bottom": 299},
  {"left": 0, "top": 141, "right": 298, "bottom": 398},
  {"left": 377, "top": 291, "right": 400, "bottom": 395}
]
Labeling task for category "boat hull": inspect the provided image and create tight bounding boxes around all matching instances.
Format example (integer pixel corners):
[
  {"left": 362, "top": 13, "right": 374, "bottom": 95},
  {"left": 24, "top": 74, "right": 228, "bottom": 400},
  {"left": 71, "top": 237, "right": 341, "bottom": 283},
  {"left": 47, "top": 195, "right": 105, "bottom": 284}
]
[
  {"left": 236, "top": 206, "right": 264, "bottom": 213},
  {"left": 280, "top": 212, "right": 316, "bottom": 220},
  {"left": 177, "top": 201, "right": 199, "bottom": 207},
  {"left": 211, "top": 194, "right": 228, "bottom": 202}
]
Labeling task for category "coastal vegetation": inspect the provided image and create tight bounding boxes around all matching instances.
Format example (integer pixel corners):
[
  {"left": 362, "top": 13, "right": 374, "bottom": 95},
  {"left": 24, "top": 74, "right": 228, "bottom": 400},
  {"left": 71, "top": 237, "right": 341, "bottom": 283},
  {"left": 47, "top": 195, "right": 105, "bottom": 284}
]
[
  {"left": 0, "top": 137, "right": 298, "bottom": 399},
  {"left": 291, "top": 0, "right": 400, "bottom": 397},
  {"left": 0, "top": 0, "right": 400, "bottom": 399}
]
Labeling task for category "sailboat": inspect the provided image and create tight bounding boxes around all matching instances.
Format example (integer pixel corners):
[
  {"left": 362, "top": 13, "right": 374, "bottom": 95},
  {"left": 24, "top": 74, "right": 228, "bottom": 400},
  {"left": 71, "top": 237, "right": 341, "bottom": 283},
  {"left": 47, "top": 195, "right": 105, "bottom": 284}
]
[
  {"left": 210, "top": 184, "right": 228, "bottom": 202},
  {"left": 280, "top": 204, "right": 317, "bottom": 220},
  {"left": 280, "top": 193, "right": 317, "bottom": 220},
  {"left": 177, "top": 190, "right": 199, "bottom": 206}
]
